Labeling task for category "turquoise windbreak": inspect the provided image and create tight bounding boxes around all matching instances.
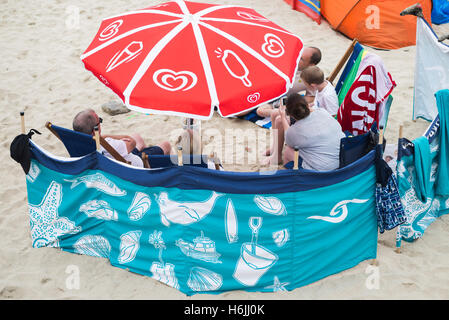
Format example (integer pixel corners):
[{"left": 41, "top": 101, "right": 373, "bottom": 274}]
[
  {"left": 25, "top": 141, "right": 378, "bottom": 295},
  {"left": 396, "top": 114, "right": 449, "bottom": 245}
]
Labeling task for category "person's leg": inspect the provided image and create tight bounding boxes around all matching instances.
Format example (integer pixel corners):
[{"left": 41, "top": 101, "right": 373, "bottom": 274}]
[
  {"left": 158, "top": 141, "right": 172, "bottom": 155},
  {"left": 256, "top": 104, "right": 274, "bottom": 118},
  {"left": 283, "top": 145, "right": 295, "bottom": 164},
  {"left": 262, "top": 115, "right": 284, "bottom": 165},
  {"left": 130, "top": 133, "right": 146, "bottom": 151},
  {"left": 263, "top": 109, "right": 282, "bottom": 156}
]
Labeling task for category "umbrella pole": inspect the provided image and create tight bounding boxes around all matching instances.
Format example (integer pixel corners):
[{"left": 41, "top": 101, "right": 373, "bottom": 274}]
[
  {"left": 182, "top": 118, "right": 202, "bottom": 157},
  {"left": 189, "top": 118, "right": 194, "bottom": 156},
  {"left": 177, "top": 146, "right": 183, "bottom": 166}
]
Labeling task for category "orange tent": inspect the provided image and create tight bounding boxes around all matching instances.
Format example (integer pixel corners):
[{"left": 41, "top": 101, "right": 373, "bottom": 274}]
[
  {"left": 286, "top": 0, "right": 433, "bottom": 50},
  {"left": 321, "top": 0, "right": 432, "bottom": 49}
]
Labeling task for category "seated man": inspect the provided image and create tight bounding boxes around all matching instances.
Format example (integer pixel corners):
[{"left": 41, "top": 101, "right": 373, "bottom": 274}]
[
  {"left": 72, "top": 109, "right": 171, "bottom": 167},
  {"left": 239, "top": 46, "right": 322, "bottom": 118},
  {"left": 300, "top": 66, "right": 339, "bottom": 117}
]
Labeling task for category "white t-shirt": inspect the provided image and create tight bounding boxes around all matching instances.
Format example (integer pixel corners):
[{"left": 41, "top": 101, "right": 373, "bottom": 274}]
[
  {"left": 100, "top": 137, "right": 144, "bottom": 167},
  {"left": 313, "top": 81, "right": 339, "bottom": 116},
  {"left": 285, "top": 108, "right": 345, "bottom": 171}
]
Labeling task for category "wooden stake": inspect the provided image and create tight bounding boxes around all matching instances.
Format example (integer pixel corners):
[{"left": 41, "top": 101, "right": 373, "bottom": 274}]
[
  {"left": 177, "top": 146, "right": 183, "bottom": 166},
  {"left": 20, "top": 111, "right": 25, "bottom": 134},
  {"left": 210, "top": 152, "right": 220, "bottom": 170},
  {"left": 293, "top": 146, "right": 299, "bottom": 170},
  {"left": 399, "top": 124, "right": 404, "bottom": 139},
  {"left": 94, "top": 126, "right": 100, "bottom": 150}
]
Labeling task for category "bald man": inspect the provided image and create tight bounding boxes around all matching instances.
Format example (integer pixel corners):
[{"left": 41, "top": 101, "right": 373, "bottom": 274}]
[
  {"left": 287, "top": 46, "right": 322, "bottom": 97},
  {"left": 73, "top": 109, "right": 171, "bottom": 167}
]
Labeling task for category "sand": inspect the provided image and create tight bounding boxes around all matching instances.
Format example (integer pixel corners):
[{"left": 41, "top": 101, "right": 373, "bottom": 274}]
[{"left": 1, "top": 0, "right": 449, "bottom": 300}]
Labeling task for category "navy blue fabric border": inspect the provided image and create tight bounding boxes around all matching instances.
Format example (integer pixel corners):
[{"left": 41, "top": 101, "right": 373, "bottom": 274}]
[{"left": 30, "top": 141, "right": 375, "bottom": 194}]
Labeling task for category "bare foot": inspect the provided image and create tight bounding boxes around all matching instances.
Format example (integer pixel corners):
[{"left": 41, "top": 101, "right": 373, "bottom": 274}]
[
  {"left": 263, "top": 147, "right": 273, "bottom": 157},
  {"left": 261, "top": 155, "right": 282, "bottom": 166}
]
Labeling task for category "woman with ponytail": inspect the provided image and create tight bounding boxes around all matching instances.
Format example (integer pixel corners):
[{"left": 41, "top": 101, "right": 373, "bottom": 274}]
[{"left": 264, "top": 94, "right": 344, "bottom": 171}]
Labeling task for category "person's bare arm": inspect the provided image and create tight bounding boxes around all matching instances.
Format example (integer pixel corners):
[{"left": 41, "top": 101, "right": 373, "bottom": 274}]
[
  {"left": 102, "top": 134, "right": 136, "bottom": 153},
  {"left": 279, "top": 106, "right": 290, "bottom": 133}
]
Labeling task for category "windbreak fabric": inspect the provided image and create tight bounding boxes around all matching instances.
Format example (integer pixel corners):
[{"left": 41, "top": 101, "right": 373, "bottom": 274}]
[
  {"left": 25, "top": 141, "right": 378, "bottom": 295},
  {"left": 396, "top": 112, "right": 449, "bottom": 246},
  {"left": 413, "top": 18, "right": 449, "bottom": 121},
  {"left": 432, "top": 0, "right": 449, "bottom": 25}
]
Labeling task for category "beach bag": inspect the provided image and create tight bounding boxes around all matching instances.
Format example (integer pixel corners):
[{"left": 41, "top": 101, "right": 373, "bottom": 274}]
[
  {"left": 10, "top": 129, "right": 41, "bottom": 174},
  {"left": 374, "top": 146, "right": 406, "bottom": 233}
]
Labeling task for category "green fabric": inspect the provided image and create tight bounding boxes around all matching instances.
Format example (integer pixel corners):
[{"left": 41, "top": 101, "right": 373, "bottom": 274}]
[
  {"left": 338, "top": 49, "right": 365, "bottom": 105},
  {"left": 412, "top": 136, "right": 432, "bottom": 202},
  {"left": 435, "top": 90, "right": 449, "bottom": 197}
]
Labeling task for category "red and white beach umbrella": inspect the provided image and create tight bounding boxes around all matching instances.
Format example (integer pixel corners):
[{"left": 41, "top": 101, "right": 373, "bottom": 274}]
[{"left": 81, "top": 0, "right": 303, "bottom": 119}]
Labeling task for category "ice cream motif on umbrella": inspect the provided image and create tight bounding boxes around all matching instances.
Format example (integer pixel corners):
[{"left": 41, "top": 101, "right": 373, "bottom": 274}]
[
  {"left": 153, "top": 69, "right": 198, "bottom": 92},
  {"left": 254, "top": 195, "right": 286, "bottom": 216},
  {"left": 64, "top": 173, "right": 126, "bottom": 196},
  {"left": 117, "top": 230, "right": 141, "bottom": 264},
  {"left": 28, "top": 181, "right": 81, "bottom": 248},
  {"left": 215, "top": 48, "right": 252, "bottom": 87},
  {"left": 106, "top": 41, "right": 143, "bottom": 72},
  {"left": 155, "top": 191, "right": 223, "bottom": 227},
  {"left": 187, "top": 267, "right": 223, "bottom": 292},
  {"left": 73, "top": 235, "right": 111, "bottom": 258},
  {"left": 149, "top": 230, "right": 179, "bottom": 289},
  {"left": 79, "top": 200, "right": 118, "bottom": 221},
  {"left": 176, "top": 231, "right": 222, "bottom": 264},
  {"left": 307, "top": 199, "right": 369, "bottom": 223},
  {"left": 225, "top": 199, "right": 238, "bottom": 244},
  {"left": 233, "top": 217, "right": 278, "bottom": 287},
  {"left": 127, "top": 192, "right": 151, "bottom": 221}
]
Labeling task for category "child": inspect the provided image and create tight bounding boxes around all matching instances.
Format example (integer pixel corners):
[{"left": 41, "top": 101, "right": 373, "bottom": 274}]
[{"left": 300, "top": 66, "right": 339, "bottom": 117}]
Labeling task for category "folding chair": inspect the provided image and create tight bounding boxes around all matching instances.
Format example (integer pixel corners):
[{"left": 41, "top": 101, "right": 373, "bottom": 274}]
[
  {"left": 45, "top": 122, "right": 129, "bottom": 164},
  {"left": 338, "top": 123, "right": 379, "bottom": 168},
  {"left": 45, "top": 122, "right": 214, "bottom": 169},
  {"left": 327, "top": 38, "right": 360, "bottom": 86}
]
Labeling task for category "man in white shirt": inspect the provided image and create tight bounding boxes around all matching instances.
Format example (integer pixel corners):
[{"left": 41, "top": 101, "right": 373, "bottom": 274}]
[
  {"left": 287, "top": 46, "right": 322, "bottom": 99},
  {"left": 72, "top": 109, "right": 171, "bottom": 167}
]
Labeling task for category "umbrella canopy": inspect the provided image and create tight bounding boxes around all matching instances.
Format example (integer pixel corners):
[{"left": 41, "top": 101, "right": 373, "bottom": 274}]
[{"left": 81, "top": 0, "right": 303, "bottom": 119}]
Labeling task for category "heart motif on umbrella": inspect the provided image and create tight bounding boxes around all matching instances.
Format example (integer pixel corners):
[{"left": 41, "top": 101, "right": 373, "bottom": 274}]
[
  {"left": 81, "top": 0, "right": 303, "bottom": 119},
  {"left": 153, "top": 69, "right": 198, "bottom": 91}
]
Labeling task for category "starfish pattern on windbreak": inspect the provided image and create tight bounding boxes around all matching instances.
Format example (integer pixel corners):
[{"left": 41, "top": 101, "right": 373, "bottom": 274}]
[
  {"left": 264, "top": 276, "right": 289, "bottom": 292},
  {"left": 28, "top": 181, "right": 81, "bottom": 248}
]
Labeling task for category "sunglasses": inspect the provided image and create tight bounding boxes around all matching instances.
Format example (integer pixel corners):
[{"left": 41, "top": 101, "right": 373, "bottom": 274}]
[{"left": 97, "top": 117, "right": 103, "bottom": 126}]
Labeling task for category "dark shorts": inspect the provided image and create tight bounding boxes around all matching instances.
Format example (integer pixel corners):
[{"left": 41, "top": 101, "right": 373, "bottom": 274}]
[{"left": 131, "top": 146, "right": 164, "bottom": 157}]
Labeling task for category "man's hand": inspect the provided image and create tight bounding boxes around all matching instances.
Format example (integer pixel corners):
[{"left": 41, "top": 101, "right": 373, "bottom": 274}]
[{"left": 121, "top": 137, "right": 136, "bottom": 153}]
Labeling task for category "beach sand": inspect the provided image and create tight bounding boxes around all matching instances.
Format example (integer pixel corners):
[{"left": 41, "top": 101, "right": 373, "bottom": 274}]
[{"left": 1, "top": 0, "right": 449, "bottom": 299}]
